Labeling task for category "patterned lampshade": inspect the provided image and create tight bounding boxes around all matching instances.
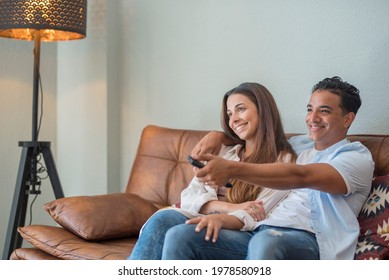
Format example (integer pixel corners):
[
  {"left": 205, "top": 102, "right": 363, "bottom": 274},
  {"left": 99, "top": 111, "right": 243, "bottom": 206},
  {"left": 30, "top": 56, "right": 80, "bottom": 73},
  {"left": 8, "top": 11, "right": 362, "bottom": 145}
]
[{"left": 0, "top": 0, "right": 87, "bottom": 42}]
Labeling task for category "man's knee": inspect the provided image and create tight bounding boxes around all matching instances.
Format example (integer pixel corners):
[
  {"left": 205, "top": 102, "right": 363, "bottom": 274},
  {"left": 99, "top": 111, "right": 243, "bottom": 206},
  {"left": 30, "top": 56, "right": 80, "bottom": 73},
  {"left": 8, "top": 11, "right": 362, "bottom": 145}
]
[
  {"left": 247, "top": 228, "right": 283, "bottom": 259},
  {"left": 247, "top": 227, "right": 319, "bottom": 260}
]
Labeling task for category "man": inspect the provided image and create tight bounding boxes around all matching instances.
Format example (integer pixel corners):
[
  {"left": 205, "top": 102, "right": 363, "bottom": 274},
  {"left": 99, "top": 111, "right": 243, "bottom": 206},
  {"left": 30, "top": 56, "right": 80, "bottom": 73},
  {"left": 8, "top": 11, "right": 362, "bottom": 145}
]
[{"left": 161, "top": 76, "right": 374, "bottom": 260}]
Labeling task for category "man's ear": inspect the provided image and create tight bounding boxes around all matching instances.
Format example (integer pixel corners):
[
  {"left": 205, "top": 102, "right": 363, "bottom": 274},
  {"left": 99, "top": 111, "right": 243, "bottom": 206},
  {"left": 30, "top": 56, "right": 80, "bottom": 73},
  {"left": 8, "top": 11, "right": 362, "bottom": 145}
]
[{"left": 344, "top": 112, "right": 355, "bottom": 128}]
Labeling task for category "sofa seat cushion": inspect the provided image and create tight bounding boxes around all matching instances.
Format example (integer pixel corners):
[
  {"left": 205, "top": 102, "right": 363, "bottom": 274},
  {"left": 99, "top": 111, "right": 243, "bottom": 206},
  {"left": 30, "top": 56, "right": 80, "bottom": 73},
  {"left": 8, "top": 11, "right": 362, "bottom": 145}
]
[
  {"left": 44, "top": 193, "right": 158, "bottom": 241},
  {"left": 355, "top": 175, "right": 389, "bottom": 260},
  {"left": 17, "top": 225, "right": 136, "bottom": 260}
]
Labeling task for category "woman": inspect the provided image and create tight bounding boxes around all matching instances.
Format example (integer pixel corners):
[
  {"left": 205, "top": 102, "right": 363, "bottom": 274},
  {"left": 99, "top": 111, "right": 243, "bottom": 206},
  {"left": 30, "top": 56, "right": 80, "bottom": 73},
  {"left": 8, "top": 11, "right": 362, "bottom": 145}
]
[{"left": 128, "top": 82, "right": 296, "bottom": 259}]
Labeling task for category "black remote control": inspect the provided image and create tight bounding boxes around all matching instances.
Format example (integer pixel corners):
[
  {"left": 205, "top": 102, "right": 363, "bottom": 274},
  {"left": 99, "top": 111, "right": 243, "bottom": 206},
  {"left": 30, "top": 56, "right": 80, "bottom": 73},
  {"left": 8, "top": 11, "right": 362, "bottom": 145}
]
[{"left": 187, "top": 155, "right": 205, "bottom": 168}]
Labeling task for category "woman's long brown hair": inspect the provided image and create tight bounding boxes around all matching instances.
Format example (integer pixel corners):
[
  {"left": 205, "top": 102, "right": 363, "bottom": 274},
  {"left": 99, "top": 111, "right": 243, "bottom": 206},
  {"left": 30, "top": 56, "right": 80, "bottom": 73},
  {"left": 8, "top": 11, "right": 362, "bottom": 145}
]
[{"left": 220, "top": 82, "right": 296, "bottom": 203}]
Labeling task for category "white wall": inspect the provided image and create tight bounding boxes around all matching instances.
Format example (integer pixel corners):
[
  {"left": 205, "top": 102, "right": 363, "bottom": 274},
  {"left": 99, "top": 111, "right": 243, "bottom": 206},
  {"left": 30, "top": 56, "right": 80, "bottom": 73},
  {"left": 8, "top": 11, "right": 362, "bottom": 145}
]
[
  {"left": 57, "top": 0, "right": 122, "bottom": 197},
  {"left": 55, "top": 0, "right": 389, "bottom": 195},
  {"left": 57, "top": 0, "right": 109, "bottom": 197}
]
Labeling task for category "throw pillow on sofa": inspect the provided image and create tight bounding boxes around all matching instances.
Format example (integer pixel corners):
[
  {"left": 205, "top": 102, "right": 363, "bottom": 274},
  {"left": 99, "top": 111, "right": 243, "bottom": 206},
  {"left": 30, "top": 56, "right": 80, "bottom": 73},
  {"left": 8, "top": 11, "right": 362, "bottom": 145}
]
[
  {"left": 44, "top": 193, "right": 158, "bottom": 241},
  {"left": 355, "top": 175, "right": 389, "bottom": 260}
]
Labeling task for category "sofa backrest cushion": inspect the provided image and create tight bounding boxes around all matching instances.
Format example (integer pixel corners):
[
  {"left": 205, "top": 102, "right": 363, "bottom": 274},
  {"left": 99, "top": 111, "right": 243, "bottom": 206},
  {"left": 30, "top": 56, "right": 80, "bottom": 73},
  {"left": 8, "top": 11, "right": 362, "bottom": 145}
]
[
  {"left": 126, "top": 125, "right": 208, "bottom": 208},
  {"left": 348, "top": 135, "right": 389, "bottom": 177}
]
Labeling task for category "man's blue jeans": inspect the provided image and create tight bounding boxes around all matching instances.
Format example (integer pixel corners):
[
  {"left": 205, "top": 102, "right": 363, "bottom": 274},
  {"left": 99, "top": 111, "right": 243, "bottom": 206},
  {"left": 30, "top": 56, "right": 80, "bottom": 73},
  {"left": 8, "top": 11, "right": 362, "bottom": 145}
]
[
  {"left": 128, "top": 209, "right": 319, "bottom": 260},
  {"left": 246, "top": 226, "right": 319, "bottom": 260}
]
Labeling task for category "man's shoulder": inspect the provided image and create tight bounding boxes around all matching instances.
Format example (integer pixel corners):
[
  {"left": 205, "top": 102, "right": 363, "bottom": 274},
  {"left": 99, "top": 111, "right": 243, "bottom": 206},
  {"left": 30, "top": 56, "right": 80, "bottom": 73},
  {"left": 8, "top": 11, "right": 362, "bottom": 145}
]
[
  {"left": 297, "top": 138, "right": 373, "bottom": 163},
  {"left": 336, "top": 139, "right": 373, "bottom": 160}
]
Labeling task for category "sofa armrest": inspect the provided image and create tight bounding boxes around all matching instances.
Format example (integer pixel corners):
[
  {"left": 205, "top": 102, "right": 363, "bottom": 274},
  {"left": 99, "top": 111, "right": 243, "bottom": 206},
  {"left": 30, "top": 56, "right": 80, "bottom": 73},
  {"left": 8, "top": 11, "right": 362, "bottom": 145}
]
[
  {"left": 10, "top": 247, "right": 61, "bottom": 260},
  {"left": 44, "top": 193, "right": 158, "bottom": 241},
  {"left": 17, "top": 225, "right": 137, "bottom": 260}
]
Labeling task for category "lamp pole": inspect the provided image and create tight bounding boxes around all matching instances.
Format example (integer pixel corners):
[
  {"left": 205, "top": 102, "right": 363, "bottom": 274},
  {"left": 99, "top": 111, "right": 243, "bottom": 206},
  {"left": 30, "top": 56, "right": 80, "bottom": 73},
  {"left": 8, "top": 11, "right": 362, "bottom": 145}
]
[
  {"left": 0, "top": 0, "right": 87, "bottom": 260},
  {"left": 2, "top": 30, "right": 65, "bottom": 260},
  {"left": 32, "top": 30, "right": 41, "bottom": 142}
]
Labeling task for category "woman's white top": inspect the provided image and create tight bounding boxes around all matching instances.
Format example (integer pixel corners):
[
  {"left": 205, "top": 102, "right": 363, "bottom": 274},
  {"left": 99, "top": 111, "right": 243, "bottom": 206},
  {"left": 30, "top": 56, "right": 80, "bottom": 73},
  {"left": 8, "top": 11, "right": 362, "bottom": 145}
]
[{"left": 174, "top": 144, "right": 293, "bottom": 231}]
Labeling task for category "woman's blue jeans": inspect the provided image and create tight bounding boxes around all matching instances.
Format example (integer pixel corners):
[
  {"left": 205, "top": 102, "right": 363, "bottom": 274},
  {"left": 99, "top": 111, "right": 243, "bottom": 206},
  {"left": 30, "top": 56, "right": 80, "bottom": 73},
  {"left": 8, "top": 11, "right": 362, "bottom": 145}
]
[
  {"left": 128, "top": 209, "right": 189, "bottom": 259},
  {"left": 128, "top": 209, "right": 319, "bottom": 260}
]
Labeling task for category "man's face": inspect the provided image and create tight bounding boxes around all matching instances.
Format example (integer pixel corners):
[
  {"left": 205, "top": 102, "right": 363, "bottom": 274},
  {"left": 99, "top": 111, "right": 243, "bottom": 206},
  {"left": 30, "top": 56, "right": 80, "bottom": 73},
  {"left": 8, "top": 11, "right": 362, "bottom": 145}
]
[{"left": 305, "top": 90, "right": 354, "bottom": 150}]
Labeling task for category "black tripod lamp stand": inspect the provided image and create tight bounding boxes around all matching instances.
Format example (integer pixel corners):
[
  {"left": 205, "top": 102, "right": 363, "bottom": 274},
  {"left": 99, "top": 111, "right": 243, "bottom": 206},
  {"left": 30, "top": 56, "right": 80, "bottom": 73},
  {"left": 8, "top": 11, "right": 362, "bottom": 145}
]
[{"left": 0, "top": 0, "right": 87, "bottom": 259}]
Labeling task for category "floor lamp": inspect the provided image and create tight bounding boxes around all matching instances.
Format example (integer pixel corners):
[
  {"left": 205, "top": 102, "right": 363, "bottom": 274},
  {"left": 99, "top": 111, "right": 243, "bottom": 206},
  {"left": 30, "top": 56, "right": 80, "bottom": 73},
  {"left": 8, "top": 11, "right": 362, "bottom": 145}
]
[{"left": 0, "top": 0, "right": 87, "bottom": 260}]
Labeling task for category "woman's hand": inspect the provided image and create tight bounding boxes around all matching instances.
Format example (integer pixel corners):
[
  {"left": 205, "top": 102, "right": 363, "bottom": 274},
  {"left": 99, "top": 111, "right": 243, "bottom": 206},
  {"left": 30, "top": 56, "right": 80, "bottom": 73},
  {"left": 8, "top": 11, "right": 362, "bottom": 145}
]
[
  {"left": 233, "top": 201, "right": 266, "bottom": 222},
  {"left": 186, "top": 214, "right": 243, "bottom": 243}
]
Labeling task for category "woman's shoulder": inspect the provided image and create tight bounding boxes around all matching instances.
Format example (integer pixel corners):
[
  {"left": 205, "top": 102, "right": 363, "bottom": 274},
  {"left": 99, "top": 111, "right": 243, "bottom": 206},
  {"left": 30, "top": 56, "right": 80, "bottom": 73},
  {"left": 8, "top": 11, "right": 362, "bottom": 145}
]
[{"left": 219, "top": 144, "right": 243, "bottom": 160}]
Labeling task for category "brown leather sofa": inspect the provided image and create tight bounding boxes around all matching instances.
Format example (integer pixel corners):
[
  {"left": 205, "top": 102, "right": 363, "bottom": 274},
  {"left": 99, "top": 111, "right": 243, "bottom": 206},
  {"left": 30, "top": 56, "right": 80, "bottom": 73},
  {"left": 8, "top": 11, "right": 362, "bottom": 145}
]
[{"left": 9, "top": 125, "right": 389, "bottom": 260}]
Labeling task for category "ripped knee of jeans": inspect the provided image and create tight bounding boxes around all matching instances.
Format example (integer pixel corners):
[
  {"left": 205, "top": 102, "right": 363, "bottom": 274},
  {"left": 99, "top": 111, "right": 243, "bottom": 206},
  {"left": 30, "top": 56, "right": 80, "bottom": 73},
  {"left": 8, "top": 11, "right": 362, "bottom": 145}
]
[{"left": 267, "top": 229, "right": 283, "bottom": 237}]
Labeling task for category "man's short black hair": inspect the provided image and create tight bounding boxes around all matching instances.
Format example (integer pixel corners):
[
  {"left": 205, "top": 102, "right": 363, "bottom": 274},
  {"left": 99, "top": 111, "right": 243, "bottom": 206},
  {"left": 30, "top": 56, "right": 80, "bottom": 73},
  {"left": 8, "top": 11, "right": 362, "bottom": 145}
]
[{"left": 312, "top": 76, "right": 361, "bottom": 114}]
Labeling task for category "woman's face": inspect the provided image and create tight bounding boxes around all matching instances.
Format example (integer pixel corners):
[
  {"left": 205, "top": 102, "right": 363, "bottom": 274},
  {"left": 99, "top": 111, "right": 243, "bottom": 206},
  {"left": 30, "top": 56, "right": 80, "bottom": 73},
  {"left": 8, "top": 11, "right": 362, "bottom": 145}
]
[{"left": 226, "top": 93, "right": 259, "bottom": 145}]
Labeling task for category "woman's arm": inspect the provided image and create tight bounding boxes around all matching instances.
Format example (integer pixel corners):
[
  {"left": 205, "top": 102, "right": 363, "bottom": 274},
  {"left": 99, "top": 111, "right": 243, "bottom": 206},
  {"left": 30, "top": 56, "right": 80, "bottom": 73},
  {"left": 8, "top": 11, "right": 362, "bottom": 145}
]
[
  {"left": 182, "top": 145, "right": 242, "bottom": 213},
  {"left": 180, "top": 177, "right": 219, "bottom": 213},
  {"left": 200, "top": 200, "right": 265, "bottom": 221}
]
